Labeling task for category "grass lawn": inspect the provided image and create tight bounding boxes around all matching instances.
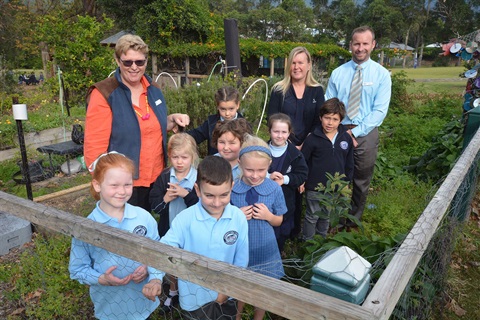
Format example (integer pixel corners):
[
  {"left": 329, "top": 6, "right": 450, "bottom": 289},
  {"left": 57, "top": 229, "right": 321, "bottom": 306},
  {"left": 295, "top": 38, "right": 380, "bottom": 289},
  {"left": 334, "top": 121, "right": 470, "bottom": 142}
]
[
  {"left": 407, "top": 81, "right": 466, "bottom": 95},
  {"left": 391, "top": 66, "right": 466, "bottom": 79}
]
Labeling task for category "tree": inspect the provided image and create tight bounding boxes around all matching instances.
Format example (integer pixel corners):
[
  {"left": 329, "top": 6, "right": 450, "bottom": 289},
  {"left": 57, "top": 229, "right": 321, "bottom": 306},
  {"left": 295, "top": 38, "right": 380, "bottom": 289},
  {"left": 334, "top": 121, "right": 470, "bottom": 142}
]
[
  {"left": 0, "top": 0, "right": 39, "bottom": 69},
  {"left": 35, "top": 13, "right": 115, "bottom": 102},
  {"left": 330, "top": 0, "right": 361, "bottom": 45},
  {"left": 432, "top": 0, "right": 477, "bottom": 40}
]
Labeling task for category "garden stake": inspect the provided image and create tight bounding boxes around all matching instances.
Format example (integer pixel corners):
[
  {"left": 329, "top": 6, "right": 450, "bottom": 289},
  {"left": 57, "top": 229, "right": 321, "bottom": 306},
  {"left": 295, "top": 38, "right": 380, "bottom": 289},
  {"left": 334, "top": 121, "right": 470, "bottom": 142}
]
[{"left": 12, "top": 98, "right": 33, "bottom": 200}]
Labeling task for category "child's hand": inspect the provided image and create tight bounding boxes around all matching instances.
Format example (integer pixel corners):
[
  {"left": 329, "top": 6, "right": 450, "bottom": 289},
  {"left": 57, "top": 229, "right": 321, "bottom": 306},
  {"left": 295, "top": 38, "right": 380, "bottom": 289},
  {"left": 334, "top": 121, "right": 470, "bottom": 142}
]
[
  {"left": 352, "top": 136, "right": 358, "bottom": 148},
  {"left": 269, "top": 171, "right": 284, "bottom": 186},
  {"left": 168, "top": 182, "right": 189, "bottom": 198},
  {"left": 253, "top": 203, "right": 283, "bottom": 227},
  {"left": 252, "top": 203, "right": 272, "bottom": 221},
  {"left": 240, "top": 205, "right": 254, "bottom": 220},
  {"left": 215, "top": 293, "right": 229, "bottom": 304},
  {"left": 163, "top": 183, "right": 179, "bottom": 203},
  {"left": 98, "top": 266, "right": 132, "bottom": 286},
  {"left": 142, "top": 279, "right": 162, "bottom": 302},
  {"left": 132, "top": 265, "right": 148, "bottom": 283}
]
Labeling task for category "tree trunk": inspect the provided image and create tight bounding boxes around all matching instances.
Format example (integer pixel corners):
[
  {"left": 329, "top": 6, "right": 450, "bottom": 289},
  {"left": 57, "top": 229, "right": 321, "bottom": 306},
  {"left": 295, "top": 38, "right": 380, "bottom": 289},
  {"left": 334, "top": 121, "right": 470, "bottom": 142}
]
[{"left": 402, "top": 30, "right": 410, "bottom": 68}]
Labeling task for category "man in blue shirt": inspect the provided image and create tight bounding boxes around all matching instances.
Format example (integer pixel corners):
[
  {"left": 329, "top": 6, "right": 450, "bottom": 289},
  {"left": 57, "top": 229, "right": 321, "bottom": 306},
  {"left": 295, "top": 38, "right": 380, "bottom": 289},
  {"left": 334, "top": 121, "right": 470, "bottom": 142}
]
[
  {"left": 142, "top": 156, "right": 249, "bottom": 319},
  {"left": 325, "top": 26, "right": 391, "bottom": 226}
]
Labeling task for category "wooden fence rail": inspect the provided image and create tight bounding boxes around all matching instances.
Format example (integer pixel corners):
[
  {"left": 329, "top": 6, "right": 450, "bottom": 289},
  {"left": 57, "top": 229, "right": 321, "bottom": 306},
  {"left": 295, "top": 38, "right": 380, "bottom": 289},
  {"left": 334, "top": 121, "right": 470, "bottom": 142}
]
[
  {"left": 362, "top": 127, "right": 480, "bottom": 319},
  {"left": 2, "top": 128, "right": 479, "bottom": 319},
  {"left": 0, "top": 191, "right": 372, "bottom": 320}
]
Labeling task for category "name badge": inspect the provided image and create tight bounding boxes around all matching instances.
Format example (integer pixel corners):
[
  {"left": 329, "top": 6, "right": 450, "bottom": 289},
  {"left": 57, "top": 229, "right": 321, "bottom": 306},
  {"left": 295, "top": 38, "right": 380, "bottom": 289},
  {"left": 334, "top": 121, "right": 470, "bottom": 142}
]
[
  {"left": 363, "top": 82, "right": 373, "bottom": 86},
  {"left": 155, "top": 99, "right": 162, "bottom": 105}
]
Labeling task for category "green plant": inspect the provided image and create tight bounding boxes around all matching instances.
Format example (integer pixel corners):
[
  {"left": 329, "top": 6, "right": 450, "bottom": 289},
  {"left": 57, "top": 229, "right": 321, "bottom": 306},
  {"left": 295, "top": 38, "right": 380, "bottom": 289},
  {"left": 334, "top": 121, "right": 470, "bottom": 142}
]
[
  {"left": 314, "top": 172, "right": 361, "bottom": 232},
  {"left": 2, "top": 233, "right": 93, "bottom": 319},
  {"left": 35, "top": 14, "right": 115, "bottom": 104},
  {"left": 405, "top": 117, "right": 464, "bottom": 182},
  {"left": 390, "top": 71, "right": 414, "bottom": 114}
]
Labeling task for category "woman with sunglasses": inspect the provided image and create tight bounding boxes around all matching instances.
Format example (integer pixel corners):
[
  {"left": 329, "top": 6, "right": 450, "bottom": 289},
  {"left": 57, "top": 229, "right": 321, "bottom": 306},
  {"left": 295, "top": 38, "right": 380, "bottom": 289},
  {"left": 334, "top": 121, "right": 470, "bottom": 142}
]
[{"left": 85, "top": 34, "right": 190, "bottom": 212}]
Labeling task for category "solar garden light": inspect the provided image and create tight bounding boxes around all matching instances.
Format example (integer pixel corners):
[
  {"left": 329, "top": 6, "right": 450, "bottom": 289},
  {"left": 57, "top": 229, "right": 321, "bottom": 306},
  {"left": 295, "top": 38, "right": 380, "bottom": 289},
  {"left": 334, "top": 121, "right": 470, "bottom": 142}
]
[{"left": 12, "top": 98, "right": 33, "bottom": 200}]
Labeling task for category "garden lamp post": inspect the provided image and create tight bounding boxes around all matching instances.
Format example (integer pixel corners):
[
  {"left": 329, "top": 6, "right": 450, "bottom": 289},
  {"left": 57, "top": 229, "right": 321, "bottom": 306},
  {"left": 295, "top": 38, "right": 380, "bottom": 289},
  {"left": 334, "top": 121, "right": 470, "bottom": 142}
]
[{"left": 12, "top": 98, "right": 33, "bottom": 200}]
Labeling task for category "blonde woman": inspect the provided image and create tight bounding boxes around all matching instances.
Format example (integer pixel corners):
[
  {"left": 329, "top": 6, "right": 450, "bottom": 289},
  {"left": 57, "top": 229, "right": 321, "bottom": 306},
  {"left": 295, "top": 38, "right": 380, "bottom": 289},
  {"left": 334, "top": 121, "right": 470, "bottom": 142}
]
[{"left": 268, "top": 46, "right": 324, "bottom": 148}]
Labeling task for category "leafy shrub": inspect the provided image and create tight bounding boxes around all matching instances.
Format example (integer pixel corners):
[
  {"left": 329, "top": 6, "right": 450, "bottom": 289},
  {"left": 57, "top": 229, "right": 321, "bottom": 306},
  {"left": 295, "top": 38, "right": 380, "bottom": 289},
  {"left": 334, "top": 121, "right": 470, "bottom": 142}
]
[
  {"left": 405, "top": 118, "right": 464, "bottom": 182},
  {"left": 432, "top": 56, "right": 451, "bottom": 67},
  {"left": 164, "top": 75, "right": 272, "bottom": 156},
  {"left": 421, "top": 47, "right": 443, "bottom": 60},
  {"left": 36, "top": 14, "right": 115, "bottom": 105},
  {"left": 1, "top": 234, "right": 92, "bottom": 319},
  {"left": 390, "top": 71, "right": 414, "bottom": 114},
  {"left": 363, "top": 175, "right": 433, "bottom": 237},
  {"left": 314, "top": 172, "right": 360, "bottom": 231}
]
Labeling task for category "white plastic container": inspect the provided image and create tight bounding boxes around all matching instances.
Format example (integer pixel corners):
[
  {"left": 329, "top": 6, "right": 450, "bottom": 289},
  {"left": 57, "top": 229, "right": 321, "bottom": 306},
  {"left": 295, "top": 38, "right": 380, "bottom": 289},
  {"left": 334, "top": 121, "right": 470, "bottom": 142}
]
[{"left": 310, "top": 246, "right": 372, "bottom": 304}]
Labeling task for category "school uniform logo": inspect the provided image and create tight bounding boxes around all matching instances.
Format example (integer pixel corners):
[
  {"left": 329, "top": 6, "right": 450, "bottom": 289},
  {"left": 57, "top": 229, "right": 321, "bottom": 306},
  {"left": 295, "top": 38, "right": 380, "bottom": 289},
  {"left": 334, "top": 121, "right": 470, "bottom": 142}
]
[
  {"left": 133, "top": 225, "right": 147, "bottom": 236},
  {"left": 340, "top": 141, "right": 349, "bottom": 150},
  {"left": 223, "top": 231, "right": 239, "bottom": 245}
]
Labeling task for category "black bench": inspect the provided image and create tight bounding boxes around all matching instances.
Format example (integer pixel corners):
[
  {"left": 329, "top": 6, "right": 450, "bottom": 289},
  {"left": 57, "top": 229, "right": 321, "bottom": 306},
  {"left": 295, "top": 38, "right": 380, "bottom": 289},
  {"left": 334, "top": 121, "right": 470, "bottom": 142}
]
[{"left": 37, "top": 140, "right": 83, "bottom": 175}]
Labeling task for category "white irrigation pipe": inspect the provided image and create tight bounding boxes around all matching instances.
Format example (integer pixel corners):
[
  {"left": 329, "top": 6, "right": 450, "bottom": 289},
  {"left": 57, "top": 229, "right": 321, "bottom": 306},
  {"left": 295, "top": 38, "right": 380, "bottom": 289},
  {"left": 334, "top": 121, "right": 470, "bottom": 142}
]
[
  {"left": 242, "top": 78, "right": 269, "bottom": 135},
  {"left": 207, "top": 61, "right": 224, "bottom": 82},
  {"left": 57, "top": 67, "right": 66, "bottom": 140},
  {"left": 155, "top": 72, "right": 178, "bottom": 89}
]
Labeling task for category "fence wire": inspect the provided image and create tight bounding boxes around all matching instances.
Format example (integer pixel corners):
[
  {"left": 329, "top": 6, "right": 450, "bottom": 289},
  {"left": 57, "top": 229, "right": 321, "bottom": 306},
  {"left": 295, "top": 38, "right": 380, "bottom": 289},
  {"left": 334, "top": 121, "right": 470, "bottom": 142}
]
[{"left": 1, "top": 138, "right": 479, "bottom": 320}]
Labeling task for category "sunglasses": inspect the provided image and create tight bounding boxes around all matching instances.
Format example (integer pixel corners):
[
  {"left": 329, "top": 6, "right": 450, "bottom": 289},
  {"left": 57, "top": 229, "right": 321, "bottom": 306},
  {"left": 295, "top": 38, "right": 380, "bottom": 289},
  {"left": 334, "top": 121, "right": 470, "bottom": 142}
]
[{"left": 120, "top": 59, "right": 147, "bottom": 67}]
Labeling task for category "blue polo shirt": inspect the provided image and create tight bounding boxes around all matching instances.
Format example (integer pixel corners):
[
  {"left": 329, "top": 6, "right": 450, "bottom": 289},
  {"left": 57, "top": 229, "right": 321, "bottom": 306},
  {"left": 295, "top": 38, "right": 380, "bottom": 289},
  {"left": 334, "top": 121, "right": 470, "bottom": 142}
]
[
  {"left": 325, "top": 58, "right": 391, "bottom": 138},
  {"left": 158, "top": 201, "right": 249, "bottom": 311},
  {"left": 69, "top": 203, "right": 162, "bottom": 320},
  {"left": 169, "top": 166, "right": 197, "bottom": 226}
]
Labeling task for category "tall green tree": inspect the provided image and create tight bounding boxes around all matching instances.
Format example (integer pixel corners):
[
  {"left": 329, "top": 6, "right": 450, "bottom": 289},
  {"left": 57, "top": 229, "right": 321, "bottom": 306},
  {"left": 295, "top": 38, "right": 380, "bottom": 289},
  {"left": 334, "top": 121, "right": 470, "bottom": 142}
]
[
  {"left": 362, "top": 0, "right": 403, "bottom": 47},
  {"left": 0, "top": 0, "right": 38, "bottom": 68},
  {"left": 431, "top": 0, "right": 477, "bottom": 40},
  {"left": 330, "top": 0, "right": 360, "bottom": 44},
  {"left": 35, "top": 13, "right": 115, "bottom": 102}
]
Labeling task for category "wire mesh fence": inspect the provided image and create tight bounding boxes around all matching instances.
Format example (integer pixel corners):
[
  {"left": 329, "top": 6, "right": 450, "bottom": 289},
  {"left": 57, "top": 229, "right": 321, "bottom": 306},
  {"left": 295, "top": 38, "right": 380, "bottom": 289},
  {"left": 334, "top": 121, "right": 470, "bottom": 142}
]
[{"left": 1, "top": 128, "right": 480, "bottom": 319}]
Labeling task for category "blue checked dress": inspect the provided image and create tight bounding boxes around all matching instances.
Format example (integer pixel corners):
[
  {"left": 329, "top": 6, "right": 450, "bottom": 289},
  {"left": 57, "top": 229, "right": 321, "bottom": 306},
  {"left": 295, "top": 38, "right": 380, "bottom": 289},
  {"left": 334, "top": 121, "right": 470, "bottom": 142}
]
[{"left": 231, "top": 178, "right": 287, "bottom": 279}]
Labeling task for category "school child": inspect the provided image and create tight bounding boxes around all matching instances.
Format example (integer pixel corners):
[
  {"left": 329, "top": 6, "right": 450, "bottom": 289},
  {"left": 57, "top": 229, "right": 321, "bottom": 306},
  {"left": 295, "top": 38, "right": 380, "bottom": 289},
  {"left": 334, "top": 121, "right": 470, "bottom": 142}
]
[
  {"left": 211, "top": 118, "right": 252, "bottom": 181},
  {"left": 267, "top": 113, "right": 308, "bottom": 251},
  {"left": 230, "top": 134, "right": 287, "bottom": 320},
  {"left": 69, "top": 152, "right": 162, "bottom": 320},
  {"left": 142, "top": 156, "right": 249, "bottom": 320},
  {"left": 149, "top": 133, "right": 199, "bottom": 312},
  {"left": 188, "top": 86, "right": 247, "bottom": 155},
  {"left": 301, "top": 98, "right": 354, "bottom": 239}
]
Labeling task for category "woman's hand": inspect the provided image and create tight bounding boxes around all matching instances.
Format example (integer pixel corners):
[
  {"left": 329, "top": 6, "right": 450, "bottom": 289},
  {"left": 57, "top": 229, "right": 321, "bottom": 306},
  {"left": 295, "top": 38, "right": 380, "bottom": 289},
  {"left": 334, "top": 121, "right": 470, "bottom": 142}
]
[{"left": 167, "top": 113, "right": 190, "bottom": 132}]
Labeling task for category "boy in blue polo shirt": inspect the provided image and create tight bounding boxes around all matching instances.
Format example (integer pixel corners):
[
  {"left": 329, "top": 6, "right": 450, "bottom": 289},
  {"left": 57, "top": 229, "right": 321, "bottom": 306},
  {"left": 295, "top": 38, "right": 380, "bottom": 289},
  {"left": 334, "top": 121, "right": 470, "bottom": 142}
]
[{"left": 142, "top": 156, "right": 249, "bottom": 319}]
